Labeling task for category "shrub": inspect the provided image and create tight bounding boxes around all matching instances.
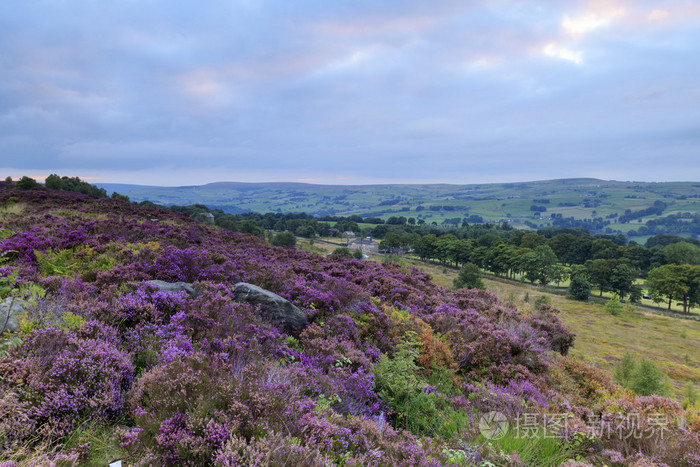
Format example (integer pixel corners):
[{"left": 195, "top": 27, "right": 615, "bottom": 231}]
[
  {"left": 127, "top": 353, "right": 306, "bottom": 464},
  {"left": 332, "top": 247, "right": 353, "bottom": 258},
  {"left": 614, "top": 351, "right": 636, "bottom": 389},
  {"left": 372, "top": 335, "right": 466, "bottom": 438},
  {"left": 453, "top": 263, "right": 484, "bottom": 290},
  {"left": 533, "top": 294, "right": 550, "bottom": 308},
  {"left": 614, "top": 352, "right": 670, "bottom": 397},
  {"left": 630, "top": 359, "right": 670, "bottom": 396},
  {"left": 16, "top": 176, "right": 38, "bottom": 190},
  {"left": 567, "top": 275, "right": 591, "bottom": 301},
  {"left": 111, "top": 192, "right": 130, "bottom": 202},
  {"left": 605, "top": 297, "right": 624, "bottom": 316},
  {"left": 684, "top": 382, "right": 698, "bottom": 409},
  {"left": 271, "top": 231, "right": 296, "bottom": 248},
  {"left": 0, "top": 328, "right": 133, "bottom": 450}
]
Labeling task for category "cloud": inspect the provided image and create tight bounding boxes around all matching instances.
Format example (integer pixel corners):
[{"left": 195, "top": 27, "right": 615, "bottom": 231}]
[
  {"left": 647, "top": 9, "right": 670, "bottom": 21},
  {"left": 562, "top": 8, "right": 626, "bottom": 36},
  {"left": 542, "top": 43, "right": 584, "bottom": 64},
  {"left": 0, "top": 0, "right": 698, "bottom": 185}
]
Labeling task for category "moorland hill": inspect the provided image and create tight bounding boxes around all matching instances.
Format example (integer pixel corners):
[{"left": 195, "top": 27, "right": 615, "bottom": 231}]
[{"left": 0, "top": 182, "right": 698, "bottom": 465}]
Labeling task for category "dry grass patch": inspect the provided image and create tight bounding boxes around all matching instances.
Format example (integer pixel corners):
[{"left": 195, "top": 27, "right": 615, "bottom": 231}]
[{"left": 0, "top": 202, "right": 27, "bottom": 218}]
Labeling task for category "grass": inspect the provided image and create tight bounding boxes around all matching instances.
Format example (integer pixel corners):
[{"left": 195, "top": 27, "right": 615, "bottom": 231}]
[
  {"left": 483, "top": 277, "right": 700, "bottom": 399},
  {"left": 50, "top": 209, "right": 110, "bottom": 220},
  {"left": 490, "top": 431, "right": 580, "bottom": 467},
  {"left": 62, "top": 422, "right": 129, "bottom": 466},
  {"left": 0, "top": 202, "right": 26, "bottom": 218},
  {"left": 2, "top": 422, "right": 128, "bottom": 466},
  {"left": 297, "top": 238, "right": 338, "bottom": 256}
]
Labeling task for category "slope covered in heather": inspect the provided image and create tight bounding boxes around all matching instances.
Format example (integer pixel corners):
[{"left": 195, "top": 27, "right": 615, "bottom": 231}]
[{"left": 0, "top": 184, "right": 698, "bottom": 466}]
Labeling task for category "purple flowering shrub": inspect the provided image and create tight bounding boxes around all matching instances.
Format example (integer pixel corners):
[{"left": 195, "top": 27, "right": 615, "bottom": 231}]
[
  {"left": 427, "top": 304, "right": 550, "bottom": 384},
  {"left": 465, "top": 379, "right": 550, "bottom": 418},
  {"left": 0, "top": 328, "right": 133, "bottom": 449}
]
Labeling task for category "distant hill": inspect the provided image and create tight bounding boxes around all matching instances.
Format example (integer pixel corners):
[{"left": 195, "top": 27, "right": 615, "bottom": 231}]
[{"left": 99, "top": 178, "right": 700, "bottom": 238}]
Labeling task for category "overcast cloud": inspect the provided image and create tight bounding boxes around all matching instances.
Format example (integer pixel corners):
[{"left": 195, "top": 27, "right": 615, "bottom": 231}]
[{"left": 1, "top": 0, "right": 699, "bottom": 185}]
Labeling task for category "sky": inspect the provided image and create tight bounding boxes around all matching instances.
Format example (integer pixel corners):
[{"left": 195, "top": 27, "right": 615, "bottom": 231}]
[{"left": 1, "top": 0, "right": 699, "bottom": 186}]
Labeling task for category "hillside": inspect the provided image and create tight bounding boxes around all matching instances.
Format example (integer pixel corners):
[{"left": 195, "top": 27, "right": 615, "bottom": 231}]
[
  {"left": 1, "top": 183, "right": 699, "bottom": 466},
  {"left": 99, "top": 178, "right": 700, "bottom": 238}
]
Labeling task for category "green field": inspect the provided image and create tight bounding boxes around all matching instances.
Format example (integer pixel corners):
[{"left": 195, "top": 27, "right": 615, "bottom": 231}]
[{"left": 100, "top": 178, "right": 700, "bottom": 236}]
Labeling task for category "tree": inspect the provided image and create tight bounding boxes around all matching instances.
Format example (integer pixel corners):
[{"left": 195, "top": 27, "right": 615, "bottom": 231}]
[
  {"left": 629, "top": 284, "right": 643, "bottom": 303},
  {"left": 569, "top": 264, "right": 589, "bottom": 281},
  {"left": 663, "top": 241, "right": 700, "bottom": 265},
  {"left": 567, "top": 275, "right": 591, "bottom": 301},
  {"left": 609, "top": 264, "right": 634, "bottom": 301},
  {"left": 548, "top": 233, "right": 576, "bottom": 264},
  {"left": 271, "top": 231, "right": 296, "bottom": 248},
  {"left": 379, "top": 232, "right": 403, "bottom": 254},
  {"left": 295, "top": 225, "right": 316, "bottom": 238},
  {"left": 414, "top": 234, "right": 437, "bottom": 261},
  {"left": 435, "top": 234, "right": 458, "bottom": 265},
  {"left": 565, "top": 236, "right": 592, "bottom": 265},
  {"left": 452, "top": 239, "right": 473, "bottom": 268},
  {"left": 44, "top": 173, "right": 62, "bottom": 190},
  {"left": 486, "top": 242, "right": 512, "bottom": 277},
  {"left": 621, "top": 245, "right": 652, "bottom": 273},
  {"left": 587, "top": 259, "right": 616, "bottom": 296},
  {"left": 590, "top": 238, "right": 619, "bottom": 260},
  {"left": 520, "top": 232, "right": 546, "bottom": 249},
  {"left": 646, "top": 264, "right": 700, "bottom": 312},
  {"left": 453, "top": 263, "right": 484, "bottom": 290},
  {"left": 469, "top": 246, "right": 489, "bottom": 270},
  {"left": 111, "top": 192, "right": 130, "bottom": 202},
  {"left": 614, "top": 351, "right": 636, "bottom": 388},
  {"left": 646, "top": 264, "right": 684, "bottom": 310},
  {"left": 371, "top": 224, "right": 390, "bottom": 239},
  {"left": 16, "top": 176, "right": 38, "bottom": 190},
  {"left": 521, "top": 245, "right": 559, "bottom": 285}
]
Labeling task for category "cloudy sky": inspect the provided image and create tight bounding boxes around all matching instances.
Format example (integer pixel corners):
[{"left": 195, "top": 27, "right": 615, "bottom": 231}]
[{"left": 1, "top": 0, "right": 699, "bottom": 186}]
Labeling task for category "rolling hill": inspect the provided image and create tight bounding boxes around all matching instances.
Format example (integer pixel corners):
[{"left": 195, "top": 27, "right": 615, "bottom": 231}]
[{"left": 100, "top": 178, "right": 700, "bottom": 239}]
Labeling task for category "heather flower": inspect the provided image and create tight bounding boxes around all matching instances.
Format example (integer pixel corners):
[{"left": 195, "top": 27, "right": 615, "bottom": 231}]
[{"left": 0, "top": 328, "right": 133, "bottom": 450}]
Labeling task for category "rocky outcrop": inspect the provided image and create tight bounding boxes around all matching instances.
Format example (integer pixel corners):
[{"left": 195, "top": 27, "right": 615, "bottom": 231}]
[
  {"left": 146, "top": 280, "right": 199, "bottom": 298},
  {"left": 233, "top": 282, "right": 307, "bottom": 336},
  {"left": 0, "top": 297, "right": 28, "bottom": 334}
]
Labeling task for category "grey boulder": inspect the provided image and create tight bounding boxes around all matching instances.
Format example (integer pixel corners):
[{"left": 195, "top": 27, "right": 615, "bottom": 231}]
[
  {"left": 233, "top": 282, "right": 307, "bottom": 336},
  {"left": 146, "top": 280, "right": 199, "bottom": 298},
  {"left": 0, "top": 297, "right": 28, "bottom": 334}
]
